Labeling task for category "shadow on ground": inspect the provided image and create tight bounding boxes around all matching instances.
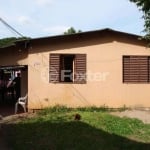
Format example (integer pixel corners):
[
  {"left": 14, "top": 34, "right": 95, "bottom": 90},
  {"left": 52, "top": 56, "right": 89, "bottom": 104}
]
[
  {"left": 0, "top": 106, "right": 15, "bottom": 117},
  {"left": 2, "top": 119, "right": 150, "bottom": 150}
]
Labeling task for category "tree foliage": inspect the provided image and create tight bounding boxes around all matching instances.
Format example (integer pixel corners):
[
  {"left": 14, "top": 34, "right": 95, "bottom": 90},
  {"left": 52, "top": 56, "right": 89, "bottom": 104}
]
[
  {"left": 130, "top": 0, "right": 150, "bottom": 39},
  {"left": 64, "top": 27, "right": 82, "bottom": 35},
  {"left": 0, "top": 37, "right": 29, "bottom": 48}
]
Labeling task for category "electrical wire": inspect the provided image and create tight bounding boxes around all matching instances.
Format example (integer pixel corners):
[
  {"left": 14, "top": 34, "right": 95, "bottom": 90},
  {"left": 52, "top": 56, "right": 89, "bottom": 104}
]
[{"left": 0, "top": 17, "right": 24, "bottom": 37}]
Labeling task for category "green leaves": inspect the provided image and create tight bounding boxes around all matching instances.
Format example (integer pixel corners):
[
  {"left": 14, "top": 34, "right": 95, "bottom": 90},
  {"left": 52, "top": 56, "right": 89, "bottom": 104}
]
[
  {"left": 0, "top": 37, "right": 17, "bottom": 48},
  {"left": 0, "top": 37, "right": 29, "bottom": 48},
  {"left": 64, "top": 27, "right": 82, "bottom": 35},
  {"left": 130, "top": 0, "right": 150, "bottom": 12},
  {"left": 130, "top": 0, "right": 150, "bottom": 40}
]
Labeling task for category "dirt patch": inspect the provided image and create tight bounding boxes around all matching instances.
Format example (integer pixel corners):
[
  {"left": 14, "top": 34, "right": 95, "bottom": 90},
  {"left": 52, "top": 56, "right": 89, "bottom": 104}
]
[
  {"left": 0, "top": 112, "right": 37, "bottom": 125},
  {"left": 111, "top": 110, "right": 150, "bottom": 124}
]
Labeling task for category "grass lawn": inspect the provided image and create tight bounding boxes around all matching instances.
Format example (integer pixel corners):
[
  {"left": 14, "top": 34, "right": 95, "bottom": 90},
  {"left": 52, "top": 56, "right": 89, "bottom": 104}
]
[{"left": 4, "top": 106, "right": 150, "bottom": 150}]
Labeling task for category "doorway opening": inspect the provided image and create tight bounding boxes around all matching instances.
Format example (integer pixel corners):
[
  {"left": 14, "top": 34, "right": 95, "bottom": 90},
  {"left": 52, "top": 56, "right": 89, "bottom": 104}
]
[{"left": 0, "top": 65, "right": 28, "bottom": 116}]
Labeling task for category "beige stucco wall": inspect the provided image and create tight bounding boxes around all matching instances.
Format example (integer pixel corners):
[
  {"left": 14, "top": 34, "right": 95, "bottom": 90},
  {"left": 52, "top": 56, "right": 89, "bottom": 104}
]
[{"left": 27, "top": 35, "right": 150, "bottom": 109}]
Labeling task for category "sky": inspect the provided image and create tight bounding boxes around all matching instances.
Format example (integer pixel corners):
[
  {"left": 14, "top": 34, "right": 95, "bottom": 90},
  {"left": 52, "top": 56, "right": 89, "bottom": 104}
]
[{"left": 0, "top": 0, "right": 145, "bottom": 39}]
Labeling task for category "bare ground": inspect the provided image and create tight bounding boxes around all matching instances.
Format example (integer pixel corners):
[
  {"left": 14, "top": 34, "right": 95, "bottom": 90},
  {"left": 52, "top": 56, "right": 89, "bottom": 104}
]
[{"left": 111, "top": 109, "right": 150, "bottom": 124}]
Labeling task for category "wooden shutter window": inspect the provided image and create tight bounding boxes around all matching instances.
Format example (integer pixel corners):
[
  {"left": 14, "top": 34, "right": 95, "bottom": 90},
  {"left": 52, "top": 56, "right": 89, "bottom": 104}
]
[
  {"left": 49, "top": 54, "right": 60, "bottom": 83},
  {"left": 148, "top": 57, "right": 150, "bottom": 82},
  {"left": 123, "top": 56, "right": 149, "bottom": 83},
  {"left": 74, "top": 54, "right": 86, "bottom": 84}
]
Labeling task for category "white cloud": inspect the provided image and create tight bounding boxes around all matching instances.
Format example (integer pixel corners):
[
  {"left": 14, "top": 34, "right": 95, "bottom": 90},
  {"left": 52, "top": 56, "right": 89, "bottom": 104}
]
[
  {"left": 43, "top": 26, "right": 70, "bottom": 35},
  {"left": 18, "top": 16, "right": 33, "bottom": 25},
  {"left": 34, "top": 0, "right": 53, "bottom": 6}
]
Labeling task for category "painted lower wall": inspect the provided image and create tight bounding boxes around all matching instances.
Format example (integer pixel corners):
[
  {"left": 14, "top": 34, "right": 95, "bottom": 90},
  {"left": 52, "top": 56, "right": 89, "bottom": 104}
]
[{"left": 27, "top": 37, "right": 150, "bottom": 109}]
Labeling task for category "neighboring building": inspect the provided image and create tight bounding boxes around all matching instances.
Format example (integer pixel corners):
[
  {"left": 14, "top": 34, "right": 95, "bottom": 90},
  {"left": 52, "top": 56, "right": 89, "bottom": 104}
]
[{"left": 0, "top": 28, "right": 150, "bottom": 111}]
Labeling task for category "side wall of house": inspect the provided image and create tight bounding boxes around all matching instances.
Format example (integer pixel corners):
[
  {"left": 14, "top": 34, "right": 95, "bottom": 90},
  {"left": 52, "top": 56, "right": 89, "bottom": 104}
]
[{"left": 27, "top": 35, "right": 150, "bottom": 109}]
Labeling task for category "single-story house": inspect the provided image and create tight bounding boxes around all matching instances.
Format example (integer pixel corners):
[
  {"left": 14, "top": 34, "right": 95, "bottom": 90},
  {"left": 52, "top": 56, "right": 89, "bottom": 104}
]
[{"left": 0, "top": 28, "right": 150, "bottom": 111}]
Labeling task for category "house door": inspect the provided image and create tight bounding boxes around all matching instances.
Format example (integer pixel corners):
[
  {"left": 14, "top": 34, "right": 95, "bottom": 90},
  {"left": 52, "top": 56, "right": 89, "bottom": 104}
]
[{"left": 0, "top": 65, "right": 28, "bottom": 116}]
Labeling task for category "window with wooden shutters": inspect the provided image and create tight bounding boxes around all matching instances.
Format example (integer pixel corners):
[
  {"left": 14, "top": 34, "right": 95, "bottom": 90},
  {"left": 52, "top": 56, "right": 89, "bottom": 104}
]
[
  {"left": 148, "top": 57, "right": 150, "bottom": 81},
  {"left": 49, "top": 53, "right": 86, "bottom": 83},
  {"left": 74, "top": 54, "right": 86, "bottom": 84},
  {"left": 123, "top": 56, "right": 150, "bottom": 83},
  {"left": 49, "top": 54, "right": 60, "bottom": 83}
]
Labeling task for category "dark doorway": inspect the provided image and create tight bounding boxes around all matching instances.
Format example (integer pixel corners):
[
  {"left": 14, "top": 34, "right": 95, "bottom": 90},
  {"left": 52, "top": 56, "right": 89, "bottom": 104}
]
[{"left": 0, "top": 65, "right": 28, "bottom": 116}]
